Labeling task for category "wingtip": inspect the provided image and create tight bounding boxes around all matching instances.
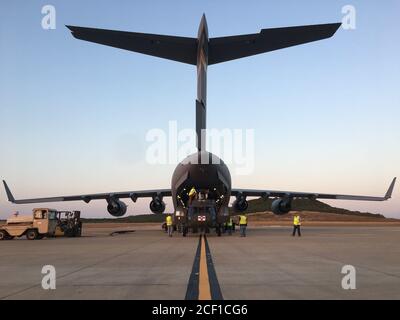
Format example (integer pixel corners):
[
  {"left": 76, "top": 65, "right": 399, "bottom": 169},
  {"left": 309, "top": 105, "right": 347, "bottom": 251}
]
[
  {"left": 2, "top": 180, "right": 15, "bottom": 203},
  {"left": 66, "top": 25, "right": 79, "bottom": 35},
  {"left": 328, "top": 22, "right": 342, "bottom": 36},
  {"left": 384, "top": 177, "right": 396, "bottom": 199}
]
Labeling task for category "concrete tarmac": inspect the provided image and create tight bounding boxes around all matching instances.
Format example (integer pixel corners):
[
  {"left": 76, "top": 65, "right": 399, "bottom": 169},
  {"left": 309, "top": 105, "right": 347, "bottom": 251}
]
[{"left": 0, "top": 225, "right": 399, "bottom": 300}]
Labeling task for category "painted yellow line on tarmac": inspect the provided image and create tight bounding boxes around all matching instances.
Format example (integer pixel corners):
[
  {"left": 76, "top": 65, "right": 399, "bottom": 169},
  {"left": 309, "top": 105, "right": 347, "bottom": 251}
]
[{"left": 198, "top": 235, "right": 211, "bottom": 300}]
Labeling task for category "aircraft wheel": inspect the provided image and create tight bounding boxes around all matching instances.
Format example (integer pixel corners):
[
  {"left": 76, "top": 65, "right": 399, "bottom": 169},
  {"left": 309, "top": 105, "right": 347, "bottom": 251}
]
[{"left": 0, "top": 230, "right": 8, "bottom": 240}]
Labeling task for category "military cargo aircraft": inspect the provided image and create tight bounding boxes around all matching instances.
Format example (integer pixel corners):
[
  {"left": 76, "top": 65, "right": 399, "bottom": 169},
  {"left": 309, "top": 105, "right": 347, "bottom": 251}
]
[{"left": 3, "top": 15, "right": 396, "bottom": 236}]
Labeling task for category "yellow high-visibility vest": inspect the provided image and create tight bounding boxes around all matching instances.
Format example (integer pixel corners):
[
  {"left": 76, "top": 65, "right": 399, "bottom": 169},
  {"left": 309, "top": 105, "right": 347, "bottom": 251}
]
[
  {"left": 166, "top": 215, "right": 173, "bottom": 226},
  {"left": 293, "top": 216, "right": 301, "bottom": 226},
  {"left": 239, "top": 215, "right": 247, "bottom": 225},
  {"left": 188, "top": 187, "right": 197, "bottom": 197}
]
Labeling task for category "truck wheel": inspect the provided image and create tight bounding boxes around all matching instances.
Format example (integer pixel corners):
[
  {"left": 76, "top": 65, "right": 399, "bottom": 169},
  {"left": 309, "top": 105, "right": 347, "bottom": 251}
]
[
  {"left": 0, "top": 230, "right": 7, "bottom": 240},
  {"left": 26, "top": 229, "right": 38, "bottom": 240}
]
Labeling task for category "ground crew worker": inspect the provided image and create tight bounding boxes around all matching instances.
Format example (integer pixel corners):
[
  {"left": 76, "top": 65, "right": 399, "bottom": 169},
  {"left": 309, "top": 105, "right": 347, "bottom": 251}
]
[
  {"left": 166, "top": 214, "right": 173, "bottom": 237},
  {"left": 227, "top": 217, "right": 233, "bottom": 235},
  {"left": 177, "top": 195, "right": 185, "bottom": 208},
  {"left": 239, "top": 214, "right": 247, "bottom": 237},
  {"left": 188, "top": 186, "right": 197, "bottom": 205},
  {"left": 292, "top": 214, "right": 301, "bottom": 237}
]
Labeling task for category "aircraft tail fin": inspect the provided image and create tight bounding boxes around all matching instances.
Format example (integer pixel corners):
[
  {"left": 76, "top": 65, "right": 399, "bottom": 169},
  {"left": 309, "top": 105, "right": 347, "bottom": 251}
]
[
  {"left": 66, "top": 25, "right": 198, "bottom": 65},
  {"left": 196, "top": 100, "right": 206, "bottom": 151}
]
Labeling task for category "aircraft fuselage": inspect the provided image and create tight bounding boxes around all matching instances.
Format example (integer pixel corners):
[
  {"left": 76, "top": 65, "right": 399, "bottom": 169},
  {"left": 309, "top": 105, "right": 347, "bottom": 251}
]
[{"left": 170, "top": 17, "right": 232, "bottom": 234}]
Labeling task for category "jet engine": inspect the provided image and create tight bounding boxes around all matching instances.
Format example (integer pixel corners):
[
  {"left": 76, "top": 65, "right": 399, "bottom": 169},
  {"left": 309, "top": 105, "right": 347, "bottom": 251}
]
[
  {"left": 271, "top": 198, "right": 292, "bottom": 215},
  {"left": 150, "top": 197, "right": 166, "bottom": 214},
  {"left": 232, "top": 194, "right": 248, "bottom": 212},
  {"left": 107, "top": 199, "right": 127, "bottom": 217}
]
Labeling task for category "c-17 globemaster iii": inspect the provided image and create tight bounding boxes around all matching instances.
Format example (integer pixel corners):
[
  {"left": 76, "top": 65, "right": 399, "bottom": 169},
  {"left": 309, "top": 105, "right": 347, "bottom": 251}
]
[{"left": 3, "top": 15, "right": 396, "bottom": 236}]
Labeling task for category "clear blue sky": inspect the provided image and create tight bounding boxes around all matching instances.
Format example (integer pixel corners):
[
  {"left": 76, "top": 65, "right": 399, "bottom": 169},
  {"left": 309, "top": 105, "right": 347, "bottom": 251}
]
[{"left": 1, "top": 0, "right": 399, "bottom": 218}]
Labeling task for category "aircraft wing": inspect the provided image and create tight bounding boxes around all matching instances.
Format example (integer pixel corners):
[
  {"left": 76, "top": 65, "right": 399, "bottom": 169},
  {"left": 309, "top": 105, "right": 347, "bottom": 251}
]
[
  {"left": 208, "top": 23, "right": 341, "bottom": 65},
  {"left": 2, "top": 180, "right": 171, "bottom": 204},
  {"left": 66, "top": 25, "right": 197, "bottom": 65},
  {"left": 231, "top": 177, "right": 396, "bottom": 202}
]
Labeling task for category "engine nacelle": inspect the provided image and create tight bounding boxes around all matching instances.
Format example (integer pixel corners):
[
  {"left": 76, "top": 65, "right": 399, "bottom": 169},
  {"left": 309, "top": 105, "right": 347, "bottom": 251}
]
[
  {"left": 150, "top": 198, "right": 166, "bottom": 214},
  {"left": 233, "top": 195, "right": 248, "bottom": 212},
  {"left": 107, "top": 199, "right": 127, "bottom": 217},
  {"left": 271, "top": 198, "right": 292, "bottom": 215}
]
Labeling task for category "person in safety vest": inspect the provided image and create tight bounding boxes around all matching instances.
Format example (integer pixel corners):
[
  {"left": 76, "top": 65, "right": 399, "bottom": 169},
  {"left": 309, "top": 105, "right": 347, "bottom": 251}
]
[
  {"left": 227, "top": 217, "right": 233, "bottom": 235},
  {"left": 239, "top": 214, "right": 247, "bottom": 237},
  {"left": 188, "top": 187, "right": 197, "bottom": 205},
  {"left": 292, "top": 214, "right": 301, "bottom": 237},
  {"left": 166, "top": 214, "right": 173, "bottom": 237}
]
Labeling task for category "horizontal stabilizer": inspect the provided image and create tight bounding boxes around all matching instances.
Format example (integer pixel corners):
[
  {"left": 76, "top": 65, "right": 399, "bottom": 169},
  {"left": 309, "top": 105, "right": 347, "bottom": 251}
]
[
  {"left": 209, "top": 23, "right": 341, "bottom": 64},
  {"left": 66, "top": 25, "right": 197, "bottom": 65}
]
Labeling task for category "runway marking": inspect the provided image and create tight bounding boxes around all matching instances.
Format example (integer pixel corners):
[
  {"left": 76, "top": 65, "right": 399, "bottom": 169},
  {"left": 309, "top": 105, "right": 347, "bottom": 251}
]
[
  {"left": 185, "top": 234, "right": 223, "bottom": 300},
  {"left": 199, "top": 235, "right": 211, "bottom": 300},
  {"left": 185, "top": 235, "right": 201, "bottom": 300},
  {"left": 204, "top": 235, "right": 223, "bottom": 300}
]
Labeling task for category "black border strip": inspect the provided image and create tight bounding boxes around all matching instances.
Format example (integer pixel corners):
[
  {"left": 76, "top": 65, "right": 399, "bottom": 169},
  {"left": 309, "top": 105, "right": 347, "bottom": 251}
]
[
  {"left": 184, "top": 235, "right": 202, "bottom": 300},
  {"left": 204, "top": 235, "right": 224, "bottom": 300}
]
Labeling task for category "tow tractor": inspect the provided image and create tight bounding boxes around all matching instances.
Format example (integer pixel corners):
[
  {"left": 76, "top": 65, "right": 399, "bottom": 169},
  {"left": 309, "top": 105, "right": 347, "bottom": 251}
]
[
  {"left": 0, "top": 208, "right": 58, "bottom": 240},
  {"left": 55, "top": 210, "right": 82, "bottom": 237},
  {"left": 0, "top": 208, "right": 82, "bottom": 240}
]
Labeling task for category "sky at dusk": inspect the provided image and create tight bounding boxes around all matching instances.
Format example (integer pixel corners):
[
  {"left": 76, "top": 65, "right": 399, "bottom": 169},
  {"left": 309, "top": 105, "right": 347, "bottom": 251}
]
[{"left": 1, "top": 0, "right": 399, "bottom": 219}]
